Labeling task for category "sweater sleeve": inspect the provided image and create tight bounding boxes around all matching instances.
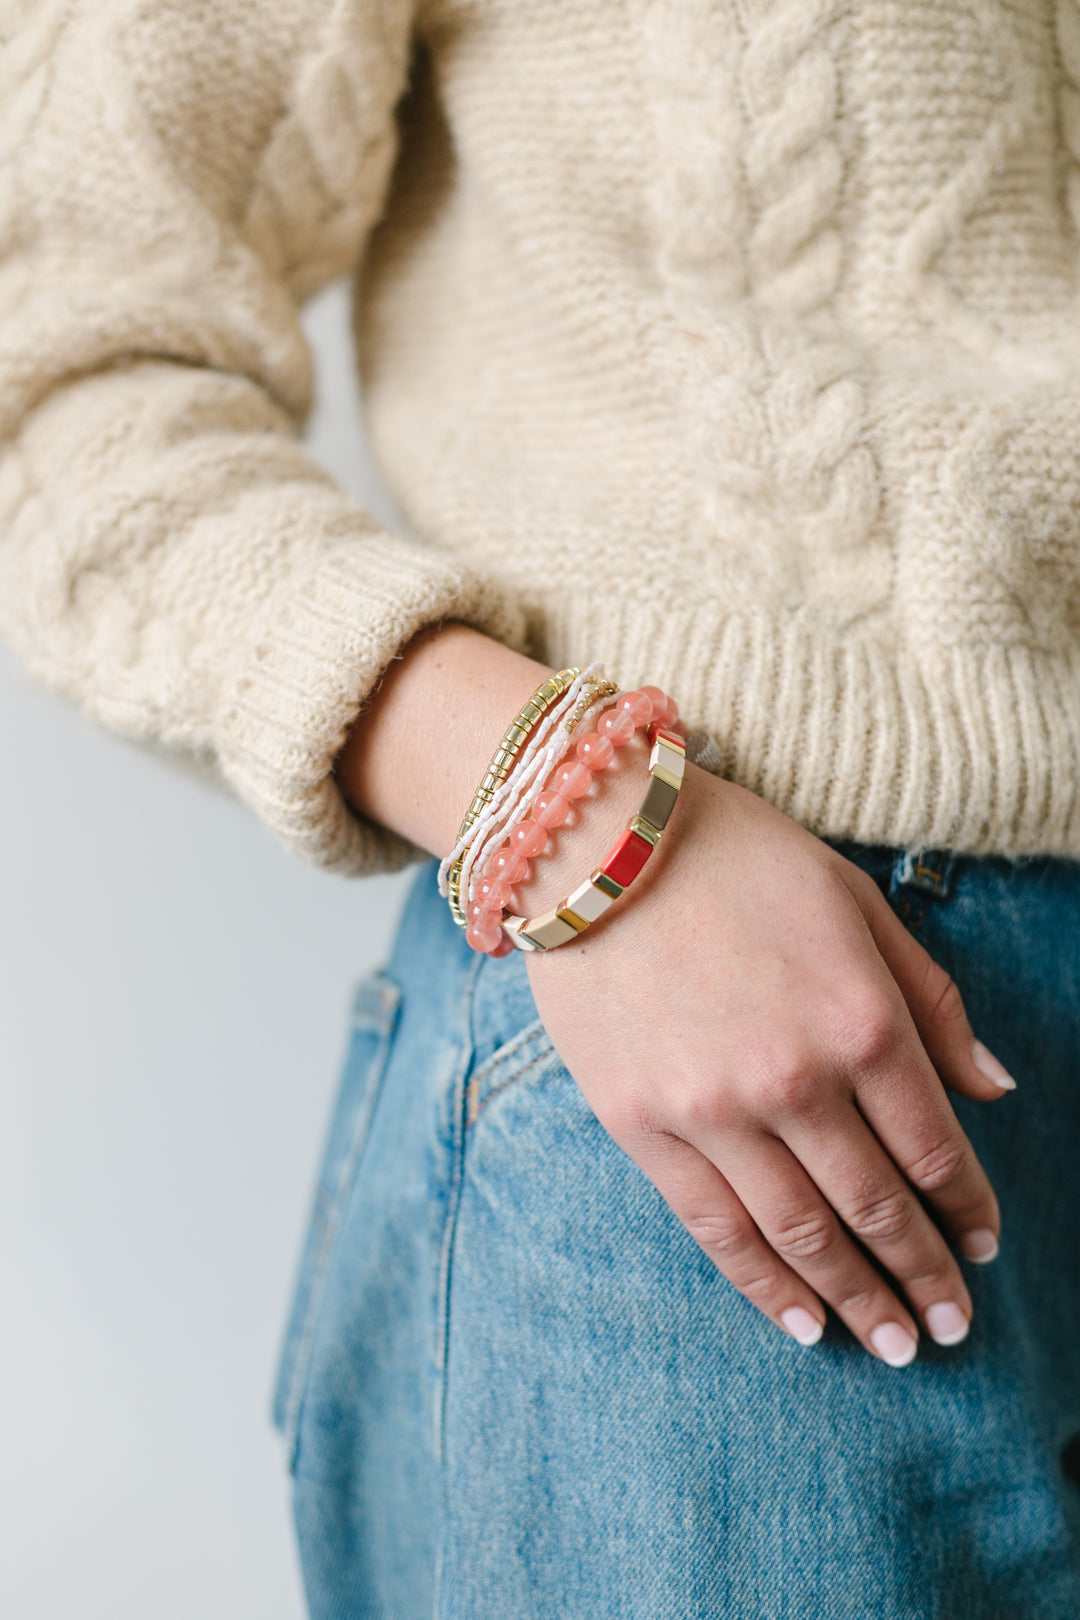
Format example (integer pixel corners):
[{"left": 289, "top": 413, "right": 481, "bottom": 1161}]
[{"left": 0, "top": 0, "right": 527, "bottom": 876}]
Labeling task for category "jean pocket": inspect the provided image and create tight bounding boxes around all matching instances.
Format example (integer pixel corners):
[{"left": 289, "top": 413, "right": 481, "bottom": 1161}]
[
  {"left": 465, "top": 1015, "right": 560, "bottom": 1126},
  {"left": 272, "top": 968, "right": 402, "bottom": 1471}
]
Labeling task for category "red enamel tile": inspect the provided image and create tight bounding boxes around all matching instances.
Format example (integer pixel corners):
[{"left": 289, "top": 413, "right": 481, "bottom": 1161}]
[{"left": 600, "top": 828, "right": 654, "bottom": 889}]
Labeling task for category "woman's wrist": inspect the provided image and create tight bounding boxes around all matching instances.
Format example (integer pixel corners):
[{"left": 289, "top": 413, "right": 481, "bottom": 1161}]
[
  {"left": 334, "top": 622, "right": 556, "bottom": 859},
  {"left": 509, "top": 728, "right": 653, "bottom": 916},
  {"left": 337, "top": 623, "right": 692, "bottom": 957},
  {"left": 521, "top": 749, "right": 708, "bottom": 950}
]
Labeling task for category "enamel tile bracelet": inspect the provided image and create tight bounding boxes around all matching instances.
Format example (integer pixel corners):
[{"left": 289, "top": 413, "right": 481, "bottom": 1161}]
[
  {"left": 500, "top": 720, "right": 686, "bottom": 953},
  {"left": 437, "top": 668, "right": 686, "bottom": 956}
]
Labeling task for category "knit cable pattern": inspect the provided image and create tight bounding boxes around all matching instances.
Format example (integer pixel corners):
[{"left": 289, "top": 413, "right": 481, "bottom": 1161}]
[
  {"left": 738, "top": 0, "right": 880, "bottom": 592},
  {"left": 639, "top": 0, "right": 881, "bottom": 815},
  {"left": 895, "top": 0, "right": 1043, "bottom": 362},
  {"left": 1059, "top": 0, "right": 1080, "bottom": 241}
]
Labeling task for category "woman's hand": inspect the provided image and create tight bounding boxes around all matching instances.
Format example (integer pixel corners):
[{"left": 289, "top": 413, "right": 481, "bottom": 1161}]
[
  {"left": 524, "top": 744, "right": 1012, "bottom": 1365},
  {"left": 337, "top": 623, "right": 1011, "bottom": 1364}
]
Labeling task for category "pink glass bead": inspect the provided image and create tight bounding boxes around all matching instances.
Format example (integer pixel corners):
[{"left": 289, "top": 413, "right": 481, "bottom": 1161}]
[
  {"left": 617, "top": 690, "right": 653, "bottom": 727},
  {"left": 468, "top": 900, "right": 502, "bottom": 927},
  {"left": 511, "top": 818, "right": 548, "bottom": 858},
  {"left": 475, "top": 872, "right": 514, "bottom": 909},
  {"left": 575, "top": 730, "right": 614, "bottom": 771},
  {"left": 598, "top": 708, "right": 635, "bottom": 746},
  {"left": 553, "top": 759, "right": 593, "bottom": 799},
  {"left": 486, "top": 846, "right": 529, "bottom": 885},
  {"left": 639, "top": 685, "right": 667, "bottom": 721},
  {"left": 489, "top": 931, "right": 516, "bottom": 958},
  {"left": 466, "top": 913, "right": 503, "bottom": 954},
  {"left": 534, "top": 791, "right": 570, "bottom": 829}
]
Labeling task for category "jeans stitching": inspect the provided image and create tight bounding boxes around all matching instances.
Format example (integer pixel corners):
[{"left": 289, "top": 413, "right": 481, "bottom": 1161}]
[
  {"left": 465, "top": 1017, "right": 552, "bottom": 1124},
  {"left": 468, "top": 1043, "right": 560, "bottom": 1124},
  {"left": 433, "top": 940, "right": 485, "bottom": 1620}
]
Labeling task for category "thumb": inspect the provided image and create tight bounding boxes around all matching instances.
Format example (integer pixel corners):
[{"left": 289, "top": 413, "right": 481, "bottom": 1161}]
[{"left": 843, "top": 864, "right": 1016, "bottom": 1103}]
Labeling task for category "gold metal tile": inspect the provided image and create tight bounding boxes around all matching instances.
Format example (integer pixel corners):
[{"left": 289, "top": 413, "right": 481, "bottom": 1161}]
[
  {"left": 638, "top": 773, "right": 680, "bottom": 830},
  {"left": 591, "top": 869, "right": 624, "bottom": 900},
  {"left": 556, "top": 906, "right": 590, "bottom": 934},
  {"left": 629, "top": 814, "right": 662, "bottom": 846}
]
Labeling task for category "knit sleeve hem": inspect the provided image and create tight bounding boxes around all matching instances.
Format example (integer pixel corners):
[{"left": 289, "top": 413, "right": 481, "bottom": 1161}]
[{"left": 214, "top": 530, "right": 530, "bottom": 876}]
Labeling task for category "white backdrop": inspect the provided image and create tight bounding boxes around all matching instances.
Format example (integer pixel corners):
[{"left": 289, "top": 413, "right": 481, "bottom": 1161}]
[{"left": 0, "top": 284, "right": 414, "bottom": 1619}]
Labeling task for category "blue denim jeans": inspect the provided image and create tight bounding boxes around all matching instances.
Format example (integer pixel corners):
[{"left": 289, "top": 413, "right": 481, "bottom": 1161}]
[{"left": 274, "top": 844, "right": 1080, "bottom": 1618}]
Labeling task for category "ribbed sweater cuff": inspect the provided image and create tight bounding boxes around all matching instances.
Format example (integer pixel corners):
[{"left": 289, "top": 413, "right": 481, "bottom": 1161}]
[{"left": 215, "top": 531, "right": 529, "bottom": 875}]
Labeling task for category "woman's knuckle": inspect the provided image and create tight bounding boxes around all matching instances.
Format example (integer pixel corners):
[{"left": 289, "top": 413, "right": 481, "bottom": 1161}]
[
  {"left": 905, "top": 1138, "right": 968, "bottom": 1193},
  {"left": 770, "top": 1208, "right": 834, "bottom": 1262},
  {"left": 729, "top": 1264, "right": 780, "bottom": 1301},
  {"left": 843, "top": 1186, "right": 915, "bottom": 1244},
  {"left": 674, "top": 1086, "right": 725, "bottom": 1134},
  {"left": 832, "top": 1280, "right": 880, "bottom": 1315},
  {"left": 758, "top": 1058, "right": 820, "bottom": 1118},
  {"left": 838, "top": 998, "right": 904, "bottom": 1073},
  {"left": 684, "top": 1211, "right": 751, "bottom": 1259},
  {"left": 902, "top": 1263, "right": 953, "bottom": 1293}
]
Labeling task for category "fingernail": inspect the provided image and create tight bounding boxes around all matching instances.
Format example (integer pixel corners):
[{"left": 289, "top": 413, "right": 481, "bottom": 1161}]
[
  {"left": 960, "top": 1227, "right": 999, "bottom": 1264},
  {"left": 781, "top": 1306, "right": 824, "bottom": 1346},
  {"left": 971, "top": 1039, "right": 1016, "bottom": 1091},
  {"left": 925, "top": 1300, "right": 970, "bottom": 1346},
  {"left": 870, "top": 1322, "right": 918, "bottom": 1367}
]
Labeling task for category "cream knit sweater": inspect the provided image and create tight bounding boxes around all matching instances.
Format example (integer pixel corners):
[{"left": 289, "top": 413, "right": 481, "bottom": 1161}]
[{"left": 2, "top": 0, "right": 1079, "bottom": 873}]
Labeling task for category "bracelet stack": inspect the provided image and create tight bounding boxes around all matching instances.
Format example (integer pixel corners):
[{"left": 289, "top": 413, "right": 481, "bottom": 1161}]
[
  {"left": 444, "top": 666, "right": 581, "bottom": 928},
  {"left": 437, "top": 664, "right": 686, "bottom": 956},
  {"left": 443, "top": 665, "right": 619, "bottom": 928},
  {"left": 501, "top": 721, "right": 685, "bottom": 951}
]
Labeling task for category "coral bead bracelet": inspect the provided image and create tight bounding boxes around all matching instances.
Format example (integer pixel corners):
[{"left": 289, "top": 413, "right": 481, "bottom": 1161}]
[
  {"left": 500, "top": 723, "right": 686, "bottom": 953},
  {"left": 463, "top": 684, "right": 685, "bottom": 956}
]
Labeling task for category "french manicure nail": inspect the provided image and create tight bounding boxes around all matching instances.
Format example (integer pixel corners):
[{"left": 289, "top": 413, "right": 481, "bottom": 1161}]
[
  {"left": 925, "top": 1300, "right": 970, "bottom": 1346},
  {"left": 870, "top": 1322, "right": 918, "bottom": 1367},
  {"left": 960, "top": 1227, "right": 999, "bottom": 1264},
  {"left": 781, "top": 1306, "right": 824, "bottom": 1346},
  {"left": 971, "top": 1039, "right": 1016, "bottom": 1091}
]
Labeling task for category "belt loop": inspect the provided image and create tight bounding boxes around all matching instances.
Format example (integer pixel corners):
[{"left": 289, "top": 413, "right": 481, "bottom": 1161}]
[{"left": 891, "top": 848, "right": 956, "bottom": 898}]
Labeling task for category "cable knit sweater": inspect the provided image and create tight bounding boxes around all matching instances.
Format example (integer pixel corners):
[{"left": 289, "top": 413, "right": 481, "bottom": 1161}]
[{"left": 2, "top": 0, "right": 1079, "bottom": 873}]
